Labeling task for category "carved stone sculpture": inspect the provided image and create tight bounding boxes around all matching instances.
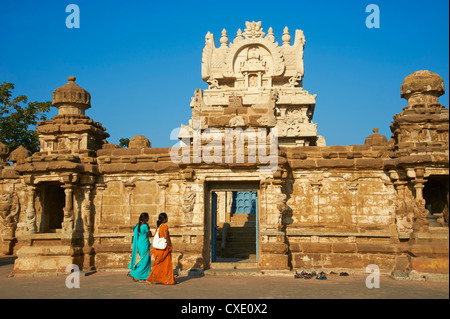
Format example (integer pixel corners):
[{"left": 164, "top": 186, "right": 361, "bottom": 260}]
[
  {"left": 0, "top": 193, "right": 20, "bottom": 238},
  {"left": 413, "top": 200, "right": 430, "bottom": 232},
  {"left": 274, "top": 192, "right": 289, "bottom": 226},
  {"left": 394, "top": 190, "right": 430, "bottom": 234},
  {"left": 182, "top": 191, "right": 196, "bottom": 224},
  {"left": 394, "top": 194, "right": 414, "bottom": 234},
  {"left": 81, "top": 188, "right": 93, "bottom": 233}
]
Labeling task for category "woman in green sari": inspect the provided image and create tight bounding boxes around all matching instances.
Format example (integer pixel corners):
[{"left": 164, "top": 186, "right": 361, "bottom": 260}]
[{"left": 127, "top": 212, "right": 152, "bottom": 281}]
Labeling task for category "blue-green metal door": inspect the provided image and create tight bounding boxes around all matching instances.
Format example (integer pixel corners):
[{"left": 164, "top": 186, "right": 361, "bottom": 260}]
[
  {"left": 232, "top": 191, "right": 257, "bottom": 214},
  {"left": 211, "top": 191, "right": 217, "bottom": 262}
]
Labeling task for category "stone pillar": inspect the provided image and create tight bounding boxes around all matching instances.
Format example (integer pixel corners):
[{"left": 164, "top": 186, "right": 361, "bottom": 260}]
[
  {"left": 157, "top": 180, "right": 169, "bottom": 213},
  {"left": 95, "top": 184, "right": 106, "bottom": 226},
  {"left": 123, "top": 182, "right": 135, "bottom": 225},
  {"left": 81, "top": 185, "right": 93, "bottom": 233},
  {"left": 413, "top": 167, "right": 426, "bottom": 200},
  {"left": 348, "top": 183, "right": 359, "bottom": 225},
  {"left": 81, "top": 185, "right": 95, "bottom": 271},
  {"left": 310, "top": 181, "right": 322, "bottom": 224},
  {"left": 25, "top": 186, "right": 37, "bottom": 234},
  {"left": 413, "top": 179, "right": 426, "bottom": 202},
  {"left": 412, "top": 167, "right": 430, "bottom": 232},
  {"left": 225, "top": 191, "right": 233, "bottom": 223},
  {"left": 62, "top": 184, "right": 74, "bottom": 233},
  {"left": 259, "top": 179, "right": 289, "bottom": 270}
]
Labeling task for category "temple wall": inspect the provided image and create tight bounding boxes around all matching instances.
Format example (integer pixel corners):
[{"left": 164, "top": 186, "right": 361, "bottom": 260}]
[
  {"left": 284, "top": 169, "right": 396, "bottom": 272},
  {"left": 1, "top": 144, "right": 449, "bottom": 276},
  {"left": 91, "top": 170, "right": 207, "bottom": 272},
  {"left": 286, "top": 171, "right": 396, "bottom": 229}
]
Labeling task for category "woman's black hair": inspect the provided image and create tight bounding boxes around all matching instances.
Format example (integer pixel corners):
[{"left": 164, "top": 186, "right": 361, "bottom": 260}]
[
  {"left": 138, "top": 212, "right": 149, "bottom": 232},
  {"left": 157, "top": 212, "right": 168, "bottom": 228}
]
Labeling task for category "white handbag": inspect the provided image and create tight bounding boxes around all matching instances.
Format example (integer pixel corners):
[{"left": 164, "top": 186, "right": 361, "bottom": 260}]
[{"left": 152, "top": 226, "right": 167, "bottom": 250}]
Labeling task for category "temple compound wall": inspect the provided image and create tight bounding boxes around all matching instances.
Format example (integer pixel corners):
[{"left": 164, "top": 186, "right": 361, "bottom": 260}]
[{"left": 0, "top": 22, "right": 448, "bottom": 279}]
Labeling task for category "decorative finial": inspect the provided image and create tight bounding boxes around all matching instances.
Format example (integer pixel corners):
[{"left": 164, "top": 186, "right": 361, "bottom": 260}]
[
  {"left": 243, "top": 21, "right": 265, "bottom": 39},
  {"left": 68, "top": 76, "right": 76, "bottom": 82},
  {"left": 373, "top": 128, "right": 379, "bottom": 134},
  {"left": 282, "top": 26, "right": 291, "bottom": 46},
  {"left": 266, "top": 27, "right": 275, "bottom": 43},
  {"left": 235, "top": 28, "right": 244, "bottom": 43},
  {"left": 220, "top": 29, "right": 229, "bottom": 47}
]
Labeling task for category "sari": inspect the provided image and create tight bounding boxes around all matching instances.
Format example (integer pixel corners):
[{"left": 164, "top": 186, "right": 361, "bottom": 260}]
[
  {"left": 147, "top": 224, "right": 176, "bottom": 285},
  {"left": 127, "top": 222, "right": 151, "bottom": 280}
]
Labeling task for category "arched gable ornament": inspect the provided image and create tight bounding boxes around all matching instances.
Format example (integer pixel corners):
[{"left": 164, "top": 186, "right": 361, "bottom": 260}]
[{"left": 223, "top": 35, "right": 285, "bottom": 78}]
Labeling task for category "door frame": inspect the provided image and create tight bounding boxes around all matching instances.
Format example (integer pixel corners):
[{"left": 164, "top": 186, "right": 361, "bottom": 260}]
[{"left": 205, "top": 181, "right": 260, "bottom": 267}]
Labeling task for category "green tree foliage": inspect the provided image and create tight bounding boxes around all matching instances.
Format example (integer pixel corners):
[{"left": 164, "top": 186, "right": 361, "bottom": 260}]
[
  {"left": 119, "top": 138, "right": 129, "bottom": 148},
  {"left": 0, "top": 82, "right": 52, "bottom": 154}
]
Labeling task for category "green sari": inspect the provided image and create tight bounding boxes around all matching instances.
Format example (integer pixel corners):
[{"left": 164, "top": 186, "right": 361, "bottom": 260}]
[{"left": 127, "top": 222, "right": 151, "bottom": 280}]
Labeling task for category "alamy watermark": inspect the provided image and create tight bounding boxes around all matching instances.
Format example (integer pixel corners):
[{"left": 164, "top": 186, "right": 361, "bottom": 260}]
[
  {"left": 365, "top": 264, "right": 380, "bottom": 288},
  {"left": 65, "top": 264, "right": 80, "bottom": 288},
  {"left": 66, "top": 4, "right": 80, "bottom": 29},
  {"left": 365, "top": 4, "right": 380, "bottom": 29},
  {"left": 170, "top": 120, "right": 279, "bottom": 174}
]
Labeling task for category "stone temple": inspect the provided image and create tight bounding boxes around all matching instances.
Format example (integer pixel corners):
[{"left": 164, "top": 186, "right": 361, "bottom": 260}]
[{"left": 0, "top": 21, "right": 448, "bottom": 279}]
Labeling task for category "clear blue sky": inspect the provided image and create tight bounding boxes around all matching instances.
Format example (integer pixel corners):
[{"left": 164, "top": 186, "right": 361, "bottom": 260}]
[{"left": 1, "top": 0, "right": 448, "bottom": 148}]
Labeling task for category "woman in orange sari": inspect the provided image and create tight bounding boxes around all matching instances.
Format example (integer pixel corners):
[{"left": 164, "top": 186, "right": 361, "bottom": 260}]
[{"left": 147, "top": 213, "right": 177, "bottom": 285}]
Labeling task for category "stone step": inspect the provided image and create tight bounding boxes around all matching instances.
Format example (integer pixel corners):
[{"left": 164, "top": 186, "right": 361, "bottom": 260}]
[
  {"left": 218, "top": 228, "right": 256, "bottom": 240},
  {"left": 217, "top": 238, "right": 256, "bottom": 246},
  {"left": 227, "top": 233, "right": 256, "bottom": 244},
  {"left": 235, "top": 253, "right": 257, "bottom": 259},
  {"left": 227, "top": 221, "right": 256, "bottom": 227},
  {"left": 222, "top": 244, "right": 256, "bottom": 251},
  {"left": 231, "top": 213, "right": 256, "bottom": 220},
  {"left": 221, "top": 247, "right": 256, "bottom": 258},
  {"left": 227, "top": 226, "right": 256, "bottom": 232},
  {"left": 210, "top": 261, "right": 258, "bottom": 270},
  {"left": 217, "top": 239, "right": 256, "bottom": 246},
  {"left": 204, "top": 269, "right": 292, "bottom": 277}
]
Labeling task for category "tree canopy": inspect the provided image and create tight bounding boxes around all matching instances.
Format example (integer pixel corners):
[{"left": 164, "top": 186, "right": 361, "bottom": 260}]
[
  {"left": 119, "top": 138, "right": 129, "bottom": 148},
  {"left": 0, "top": 82, "right": 52, "bottom": 154}
]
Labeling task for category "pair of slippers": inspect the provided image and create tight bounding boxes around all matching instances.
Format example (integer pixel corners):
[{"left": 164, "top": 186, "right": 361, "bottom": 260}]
[
  {"left": 295, "top": 271, "right": 312, "bottom": 279},
  {"left": 294, "top": 270, "right": 349, "bottom": 279},
  {"left": 316, "top": 271, "right": 327, "bottom": 280},
  {"left": 295, "top": 270, "right": 323, "bottom": 279}
]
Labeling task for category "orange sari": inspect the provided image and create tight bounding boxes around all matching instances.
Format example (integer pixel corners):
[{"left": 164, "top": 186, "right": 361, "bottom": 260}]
[{"left": 147, "top": 224, "right": 176, "bottom": 285}]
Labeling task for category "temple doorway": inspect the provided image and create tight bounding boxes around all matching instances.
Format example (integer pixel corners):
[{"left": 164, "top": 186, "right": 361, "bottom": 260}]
[
  {"left": 39, "top": 183, "right": 65, "bottom": 232},
  {"left": 206, "top": 182, "right": 259, "bottom": 267},
  {"left": 423, "top": 175, "right": 449, "bottom": 227}
]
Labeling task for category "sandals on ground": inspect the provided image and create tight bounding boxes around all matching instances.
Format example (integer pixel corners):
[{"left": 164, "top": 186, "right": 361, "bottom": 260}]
[{"left": 316, "top": 272, "right": 327, "bottom": 280}]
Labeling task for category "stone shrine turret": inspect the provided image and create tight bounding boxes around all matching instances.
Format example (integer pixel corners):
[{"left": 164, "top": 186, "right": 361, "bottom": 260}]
[
  {"left": 180, "top": 21, "right": 323, "bottom": 147},
  {"left": 390, "top": 70, "right": 448, "bottom": 152},
  {"left": 36, "top": 76, "right": 109, "bottom": 155}
]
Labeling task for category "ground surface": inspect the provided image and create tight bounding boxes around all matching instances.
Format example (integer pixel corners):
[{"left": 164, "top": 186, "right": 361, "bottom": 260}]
[{"left": 1, "top": 256, "right": 448, "bottom": 300}]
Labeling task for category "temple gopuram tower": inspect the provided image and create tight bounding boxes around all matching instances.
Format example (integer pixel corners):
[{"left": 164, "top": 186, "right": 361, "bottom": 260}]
[{"left": 180, "top": 21, "right": 323, "bottom": 147}]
